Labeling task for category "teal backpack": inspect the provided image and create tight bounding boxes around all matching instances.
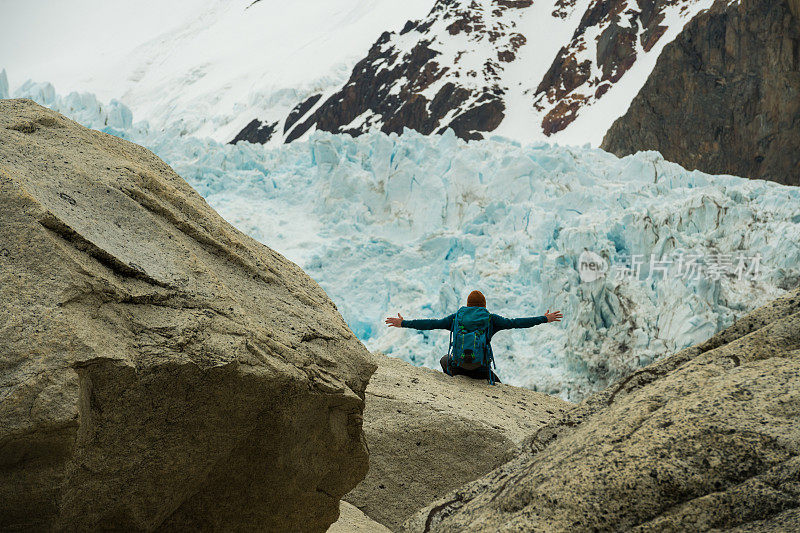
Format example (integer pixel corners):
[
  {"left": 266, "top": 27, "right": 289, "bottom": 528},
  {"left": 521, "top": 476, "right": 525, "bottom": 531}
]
[{"left": 446, "top": 306, "right": 496, "bottom": 384}]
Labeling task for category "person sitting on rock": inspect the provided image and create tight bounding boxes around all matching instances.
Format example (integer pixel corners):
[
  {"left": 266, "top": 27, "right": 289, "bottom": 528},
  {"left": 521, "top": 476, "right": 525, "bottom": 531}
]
[{"left": 385, "top": 290, "right": 562, "bottom": 384}]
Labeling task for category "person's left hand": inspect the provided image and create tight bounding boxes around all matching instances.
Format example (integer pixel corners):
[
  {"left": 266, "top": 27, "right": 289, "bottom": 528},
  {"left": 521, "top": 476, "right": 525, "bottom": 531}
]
[
  {"left": 385, "top": 313, "right": 404, "bottom": 327},
  {"left": 545, "top": 309, "right": 563, "bottom": 323}
]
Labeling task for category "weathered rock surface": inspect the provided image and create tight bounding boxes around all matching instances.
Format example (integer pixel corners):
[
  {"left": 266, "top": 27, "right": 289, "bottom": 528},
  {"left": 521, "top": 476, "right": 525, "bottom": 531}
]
[
  {"left": 328, "top": 502, "right": 392, "bottom": 533},
  {"left": 0, "top": 99, "right": 375, "bottom": 532},
  {"left": 790, "top": 0, "right": 800, "bottom": 20},
  {"left": 405, "top": 286, "right": 800, "bottom": 532},
  {"left": 345, "top": 352, "right": 570, "bottom": 530},
  {"left": 602, "top": 0, "right": 800, "bottom": 186}
]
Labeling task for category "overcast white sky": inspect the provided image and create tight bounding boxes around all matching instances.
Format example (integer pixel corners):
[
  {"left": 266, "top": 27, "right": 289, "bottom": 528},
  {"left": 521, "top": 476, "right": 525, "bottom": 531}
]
[
  {"left": 0, "top": 0, "right": 435, "bottom": 140},
  {"left": 0, "top": 0, "right": 213, "bottom": 94}
]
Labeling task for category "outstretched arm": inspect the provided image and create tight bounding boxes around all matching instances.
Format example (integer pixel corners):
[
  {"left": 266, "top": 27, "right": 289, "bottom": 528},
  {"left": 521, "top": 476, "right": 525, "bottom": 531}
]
[
  {"left": 385, "top": 313, "right": 455, "bottom": 330},
  {"left": 492, "top": 309, "right": 563, "bottom": 331}
]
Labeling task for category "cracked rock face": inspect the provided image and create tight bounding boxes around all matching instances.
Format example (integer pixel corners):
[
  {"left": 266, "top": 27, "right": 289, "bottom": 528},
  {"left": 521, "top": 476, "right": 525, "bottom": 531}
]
[
  {"left": 404, "top": 286, "right": 800, "bottom": 532},
  {"left": 345, "top": 353, "right": 570, "bottom": 530},
  {"left": 0, "top": 99, "right": 375, "bottom": 532},
  {"left": 602, "top": 0, "right": 800, "bottom": 186}
]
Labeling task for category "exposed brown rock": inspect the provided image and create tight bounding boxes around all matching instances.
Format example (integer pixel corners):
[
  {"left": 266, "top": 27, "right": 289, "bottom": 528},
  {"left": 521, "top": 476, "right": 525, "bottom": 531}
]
[
  {"left": 789, "top": 0, "right": 800, "bottom": 20},
  {"left": 282, "top": 0, "right": 519, "bottom": 143},
  {"left": 552, "top": 0, "right": 579, "bottom": 19},
  {"left": 597, "top": 22, "right": 637, "bottom": 83},
  {"left": 535, "top": 0, "right": 689, "bottom": 135},
  {"left": 0, "top": 99, "right": 375, "bottom": 532},
  {"left": 495, "top": 0, "right": 533, "bottom": 8},
  {"left": 542, "top": 98, "right": 585, "bottom": 136},
  {"left": 345, "top": 352, "right": 570, "bottom": 530},
  {"left": 229, "top": 118, "right": 278, "bottom": 144},
  {"left": 283, "top": 93, "right": 322, "bottom": 134},
  {"left": 404, "top": 286, "right": 800, "bottom": 532},
  {"left": 602, "top": 0, "right": 800, "bottom": 186},
  {"left": 536, "top": 49, "right": 592, "bottom": 101}
]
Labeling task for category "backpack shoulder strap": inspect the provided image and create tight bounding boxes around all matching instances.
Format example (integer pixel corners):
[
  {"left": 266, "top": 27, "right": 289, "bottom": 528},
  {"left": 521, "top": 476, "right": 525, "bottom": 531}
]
[
  {"left": 447, "top": 309, "right": 459, "bottom": 357},
  {"left": 486, "top": 319, "right": 496, "bottom": 384},
  {"left": 445, "top": 309, "right": 460, "bottom": 376}
]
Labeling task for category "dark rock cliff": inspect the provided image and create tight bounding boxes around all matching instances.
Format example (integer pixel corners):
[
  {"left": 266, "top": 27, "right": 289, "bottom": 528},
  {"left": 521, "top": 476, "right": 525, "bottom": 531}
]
[
  {"left": 602, "top": 0, "right": 800, "bottom": 186},
  {"left": 229, "top": 118, "right": 278, "bottom": 144}
]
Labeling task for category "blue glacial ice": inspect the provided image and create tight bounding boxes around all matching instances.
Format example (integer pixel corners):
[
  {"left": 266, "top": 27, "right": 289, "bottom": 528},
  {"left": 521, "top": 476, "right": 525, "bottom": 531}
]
[
  {"left": 10, "top": 78, "right": 800, "bottom": 401},
  {"left": 0, "top": 69, "right": 8, "bottom": 99}
]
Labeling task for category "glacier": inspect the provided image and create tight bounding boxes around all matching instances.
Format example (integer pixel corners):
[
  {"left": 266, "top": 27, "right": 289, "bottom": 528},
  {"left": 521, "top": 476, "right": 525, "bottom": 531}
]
[{"left": 8, "top": 78, "right": 800, "bottom": 401}]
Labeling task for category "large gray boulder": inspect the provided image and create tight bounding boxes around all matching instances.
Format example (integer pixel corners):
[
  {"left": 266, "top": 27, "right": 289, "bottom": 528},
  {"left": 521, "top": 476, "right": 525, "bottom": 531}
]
[
  {"left": 0, "top": 99, "right": 375, "bottom": 532},
  {"left": 345, "top": 353, "right": 570, "bottom": 530},
  {"left": 405, "top": 286, "right": 800, "bottom": 532}
]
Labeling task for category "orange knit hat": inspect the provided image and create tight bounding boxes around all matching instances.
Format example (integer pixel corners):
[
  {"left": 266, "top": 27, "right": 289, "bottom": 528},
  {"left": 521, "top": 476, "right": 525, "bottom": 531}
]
[{"left": 466, "top": 290, "right": 486, "bottom": 307}]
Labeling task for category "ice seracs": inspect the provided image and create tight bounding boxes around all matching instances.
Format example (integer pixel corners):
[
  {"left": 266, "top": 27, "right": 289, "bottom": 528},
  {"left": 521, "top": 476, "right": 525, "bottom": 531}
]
[
  {"left": 0, "top": 69, "right": 8, "bottom": 99},
  {"left": 12, "top": 80, "right": 800, "bottom": 402}
]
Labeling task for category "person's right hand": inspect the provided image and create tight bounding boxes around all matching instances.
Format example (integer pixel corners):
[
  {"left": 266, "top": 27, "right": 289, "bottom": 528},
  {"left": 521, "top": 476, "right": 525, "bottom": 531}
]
[
  {"left": 545, "top": 309, "right": 563, "bottom": 323},
  {"left": 385, "top": 313, "right": 404, "bottom": 328}
]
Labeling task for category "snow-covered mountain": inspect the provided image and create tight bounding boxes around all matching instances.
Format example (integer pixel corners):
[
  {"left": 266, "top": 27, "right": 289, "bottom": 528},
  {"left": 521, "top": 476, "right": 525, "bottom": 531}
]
[
  {"left": 243, "top": 0, "right": 715, "bottom": 146},
  {"left": 0, "top": 0, "right": 436, "bottom": 142},
  {"left": 3, "top": 0, "right": 714, "bottom": 147},
  {"left": 603, "top": 0, "right": 800, "bottom": 186}
]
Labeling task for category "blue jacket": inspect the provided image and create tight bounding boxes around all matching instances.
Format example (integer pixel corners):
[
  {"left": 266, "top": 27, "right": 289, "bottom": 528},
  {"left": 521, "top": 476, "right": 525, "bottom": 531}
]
[{"left": 401, "top": 310, "right": 547, "bottom": 354}]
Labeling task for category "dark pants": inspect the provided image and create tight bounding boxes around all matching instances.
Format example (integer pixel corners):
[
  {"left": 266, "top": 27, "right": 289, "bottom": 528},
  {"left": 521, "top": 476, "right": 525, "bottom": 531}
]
[{"left": 440, "top": 355, "right": 501, "bottom": 383}]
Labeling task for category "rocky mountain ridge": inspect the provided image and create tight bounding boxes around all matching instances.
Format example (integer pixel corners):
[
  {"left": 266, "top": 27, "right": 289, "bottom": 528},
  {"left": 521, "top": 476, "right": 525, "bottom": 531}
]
[
  {"left": 602, "top": 0, "right": 800, "bottom": 186},
  {"left": 234, "top": 0, "right": 714, "bottom": 145}
]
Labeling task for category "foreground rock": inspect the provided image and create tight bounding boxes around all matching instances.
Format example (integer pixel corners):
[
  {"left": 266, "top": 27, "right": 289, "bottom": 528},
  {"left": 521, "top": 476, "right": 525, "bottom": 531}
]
[
  {"left": 0, "top": 99, "right": 375, "bottom": 532},
  {"left": 344, "top": 353, "right": 570, "bottom": 530},
  {"left": 328, "top": 502, "right": 392, "bottom": 533},
  {"left": 602, "top": 0, "right": 800, "bottom": 186},
  {"left": 405, "top": 286, "right": 800, "bottom": 531}
]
